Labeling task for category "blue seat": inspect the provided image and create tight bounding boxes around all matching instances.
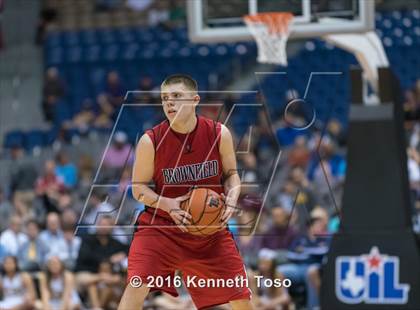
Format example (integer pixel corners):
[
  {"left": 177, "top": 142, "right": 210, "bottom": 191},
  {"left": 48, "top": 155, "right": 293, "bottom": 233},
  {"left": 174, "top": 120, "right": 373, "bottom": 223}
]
[
  {"left": 3, "top": 130, "right": 25, "bottom": 148},
  {"left": 24, "top": 130, "right": 47, "bottom": 151}
]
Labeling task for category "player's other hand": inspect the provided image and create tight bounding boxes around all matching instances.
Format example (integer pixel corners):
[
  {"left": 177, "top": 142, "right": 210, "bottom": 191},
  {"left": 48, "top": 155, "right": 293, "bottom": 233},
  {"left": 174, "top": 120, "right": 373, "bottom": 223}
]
[
  {"left": 162, "top": 195, "right": 192, "bottom": 232},
  {"left": 220, "top": 193, "right": 237, "bottom": 227}
]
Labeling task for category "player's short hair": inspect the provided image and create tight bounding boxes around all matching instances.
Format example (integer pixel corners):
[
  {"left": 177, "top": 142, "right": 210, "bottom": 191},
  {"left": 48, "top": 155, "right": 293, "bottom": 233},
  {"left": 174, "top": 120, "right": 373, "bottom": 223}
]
[{"left": 161, "top": 74, "right": 198, "bottom": 92}]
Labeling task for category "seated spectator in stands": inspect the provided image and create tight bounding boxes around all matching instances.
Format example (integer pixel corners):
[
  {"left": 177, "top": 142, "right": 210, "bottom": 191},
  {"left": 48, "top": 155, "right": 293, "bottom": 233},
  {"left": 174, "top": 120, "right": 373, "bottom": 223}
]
[
  {"left": 404, "top": 88, "right": 420, "bottom": 121},
  {"left": 0, "top": 187, "right": 13, "bottom": 232},
  {"left": 96, "top": 259, "right": 124, "bottom": 309},
  {"left": 0, "top": 256, "right": 36, "bottom": 309},
  {"left": 148, "top": 1, "right": 170, "bottom": 27},
  {"left": 94, "top": 94, "right": 113, "bottom": 129},
  {"left": 18, "top": 219, "right": 48, "bottom": 271},
  {"left": 104, "top": 71, "right": 125, "bottom": 110},
  {"left": 81, "top": 190, "right": 115, "bottom": 227},
  {"left": 275, "top": 181, "right": 297, "bottom": 215},
  {"left": 35, "top": 160, "right": 66, "bottom": 214},
  {"left": 61, "top": 208, "right": 78, "bottom": 228},
  {"left": 261, "top": 206, "right": 298, "bottom": 252},
  {"left": 275, "top": 90, "right": 310, "bottom": 147},
  {"left": 307, "top": 138, "right": 345, "bottom": 205},
  {"left": 117, "top": 166, "right": 132, "bottom": 194},
  {"left": 235, "top": 195, "right": 263, "bottom": 269},
  {"left": 67, "top": 99, "right": 96, "bottom": 134},
  {"left": 0, "top": 215, "right": 28, "bottom": 256},
  {"left": 77, "top": 154, "right": 95, "bottom": 198},
  {"left": 277, "top": 217, "right": 330, "bottom": 310},
  {"left": 75, "top": 216, "right": 128, "bottom": 310},
  {"left": 39, "top": 213, "right": 65, "bottom": 259},
  {"left": 38, "top": 256, "right": 81, "bottom": 310},
  {"left": 35, "top": 7, "right": 57, "bottom": 45},
  {"left": 9, "top": 145, "right": 38, "bottom": 219},
  {"left": 55, "top": 152, "right": 78, "bottom": 189},
  {"left": 326, "top": 118, "right": 346, "bottom": 147},
  {"left": 103, "top": 131, "right": 134, "bottom": 171},
  {"left": 54, "top": 223, "right": 81, "bottom": 272},
  {"left": 287, "top": 136, "right": 311, "bottom": 168},
  {"left": 238, "top": 153, "right": 258, "bottom": 194},
  {"left": 169, "top": 0, "right": 186, "bottom": 26},
  {"left": 42, "top": 67, "right": 66, "bottom": 122},
  {"left": 248, "top": 249, "right": 291, "bottom": 309}
]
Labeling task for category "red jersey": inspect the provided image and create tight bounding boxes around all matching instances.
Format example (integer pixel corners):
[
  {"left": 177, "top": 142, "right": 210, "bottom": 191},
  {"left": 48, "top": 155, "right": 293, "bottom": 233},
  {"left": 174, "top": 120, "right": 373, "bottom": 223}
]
[{"left": 144, "top": 115, "right": 224, "bottom": 220}]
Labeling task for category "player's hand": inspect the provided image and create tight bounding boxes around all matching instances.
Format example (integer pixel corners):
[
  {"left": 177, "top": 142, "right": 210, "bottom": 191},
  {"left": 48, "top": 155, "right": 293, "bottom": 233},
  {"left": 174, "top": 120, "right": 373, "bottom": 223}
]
[
  {"left": 164, "top": 195, "right": 192, "bottom": 232},
  {"left": 220, "top": 193, "right": 238, "bottom": 227}
]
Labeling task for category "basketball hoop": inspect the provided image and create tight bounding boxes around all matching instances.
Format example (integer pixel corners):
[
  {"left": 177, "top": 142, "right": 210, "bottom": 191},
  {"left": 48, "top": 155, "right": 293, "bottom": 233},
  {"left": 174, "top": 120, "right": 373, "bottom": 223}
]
[{"left": 243, "top": 12, "right": 294, "bottom": 66}]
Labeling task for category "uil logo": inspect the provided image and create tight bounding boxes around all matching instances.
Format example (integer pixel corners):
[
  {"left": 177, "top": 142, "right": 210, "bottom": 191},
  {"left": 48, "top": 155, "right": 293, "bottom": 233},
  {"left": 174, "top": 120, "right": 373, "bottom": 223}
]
[{"left": 336, "top": 247, "right": 410, "bottom": 305}]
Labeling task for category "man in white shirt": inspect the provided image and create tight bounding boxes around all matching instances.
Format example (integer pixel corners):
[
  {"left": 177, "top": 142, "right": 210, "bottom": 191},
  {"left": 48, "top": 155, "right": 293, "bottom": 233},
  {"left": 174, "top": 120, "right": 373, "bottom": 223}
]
[
  {"left": 0, "top": 215, "right": 28, "bottom": 256},
  {"left": 39, "top": 212, "right": 65, "bottom": 258}
]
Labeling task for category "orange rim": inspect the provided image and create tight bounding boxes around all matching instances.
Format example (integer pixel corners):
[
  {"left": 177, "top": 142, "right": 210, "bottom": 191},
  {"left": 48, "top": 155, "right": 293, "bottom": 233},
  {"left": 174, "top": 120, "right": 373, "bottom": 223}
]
[{"left": 244, "top": 12, "right": 294, "bottom": 35}]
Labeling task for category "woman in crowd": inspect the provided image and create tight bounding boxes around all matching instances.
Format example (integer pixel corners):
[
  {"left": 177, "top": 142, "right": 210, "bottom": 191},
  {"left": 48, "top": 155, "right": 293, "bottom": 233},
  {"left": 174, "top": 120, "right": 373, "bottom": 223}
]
[
  {"left": 248, "top": 249, "right": 291, "bottom": 310},
  {"left": 38, "top": 256, "right": 81, "bottom": 310},
  {"left": 0, "top": 256, "right": 36, "bottom": 310}
]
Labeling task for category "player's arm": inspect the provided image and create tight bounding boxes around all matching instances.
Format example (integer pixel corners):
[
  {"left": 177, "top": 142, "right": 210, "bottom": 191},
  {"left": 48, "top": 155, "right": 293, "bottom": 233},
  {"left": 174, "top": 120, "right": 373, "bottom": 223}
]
[
  {"left": 219, "top": 124, "right": 241, "bottom": 225},
  {"left": 132, "top": 134, "right": 191, "bottom": 230}
]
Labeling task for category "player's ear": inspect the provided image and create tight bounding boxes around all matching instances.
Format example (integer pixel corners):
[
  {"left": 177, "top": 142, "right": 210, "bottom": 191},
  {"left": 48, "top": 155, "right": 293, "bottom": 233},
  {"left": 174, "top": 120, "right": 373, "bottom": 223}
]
[{"left": 193, "top": 94, "right": 200, "bottom": 107}]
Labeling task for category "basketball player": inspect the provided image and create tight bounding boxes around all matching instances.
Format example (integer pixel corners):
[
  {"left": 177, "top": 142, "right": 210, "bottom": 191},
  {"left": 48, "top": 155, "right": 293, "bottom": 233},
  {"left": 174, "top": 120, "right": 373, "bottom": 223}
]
[{"left": 118, "top": 75, "right": 253, "bottom": 309}]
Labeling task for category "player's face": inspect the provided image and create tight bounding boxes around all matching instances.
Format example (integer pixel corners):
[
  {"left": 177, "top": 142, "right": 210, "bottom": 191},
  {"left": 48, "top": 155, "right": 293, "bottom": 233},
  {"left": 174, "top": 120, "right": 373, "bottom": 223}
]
[{"left": 161, "top": 83, "right": 199, "bottom": 123}]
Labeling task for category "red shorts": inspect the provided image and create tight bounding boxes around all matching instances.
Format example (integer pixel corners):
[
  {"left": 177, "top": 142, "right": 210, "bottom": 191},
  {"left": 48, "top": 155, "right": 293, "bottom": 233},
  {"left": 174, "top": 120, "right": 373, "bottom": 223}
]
[{"left": 127, "top": 211, "right": 251, "bottom": 309}]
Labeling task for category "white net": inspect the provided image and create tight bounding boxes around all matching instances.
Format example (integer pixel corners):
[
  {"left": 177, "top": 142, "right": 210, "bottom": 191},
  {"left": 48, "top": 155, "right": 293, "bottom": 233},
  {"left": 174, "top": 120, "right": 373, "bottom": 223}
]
[{"left": 244, "top": 12, "right": 294, "bottom": 66}]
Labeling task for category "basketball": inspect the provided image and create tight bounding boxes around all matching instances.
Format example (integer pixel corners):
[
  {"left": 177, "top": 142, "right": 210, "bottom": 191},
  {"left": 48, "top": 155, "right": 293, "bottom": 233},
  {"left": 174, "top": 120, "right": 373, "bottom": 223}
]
[{"left": 180, "top": 188, "right": 226, "bottom": 236}]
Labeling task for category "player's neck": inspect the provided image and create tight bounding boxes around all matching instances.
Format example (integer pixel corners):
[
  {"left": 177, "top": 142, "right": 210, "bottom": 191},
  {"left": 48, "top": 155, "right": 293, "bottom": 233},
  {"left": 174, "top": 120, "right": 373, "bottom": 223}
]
[{"left": 170, "top": 114, "right": 198, "bottom": 134}]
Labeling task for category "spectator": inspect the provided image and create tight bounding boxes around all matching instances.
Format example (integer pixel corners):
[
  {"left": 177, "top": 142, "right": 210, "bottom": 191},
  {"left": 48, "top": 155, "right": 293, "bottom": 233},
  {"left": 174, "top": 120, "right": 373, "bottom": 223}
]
[
  {"left": 55, "top": 152, "right": 78, "bottom": 189},
  {"left": 75, "top": 216, "right": 128, "bottom": 309},
  {"left": 277, "top": 217, "right": 330, "bottom": 310},
  {"left": 404, "top": 88, "right": 420, "bottom": 121},
  {"left": 8, "top": 145, "right": 38, "bottom": 219},
  {"left": 18, "top": 219, "right": 48, "bottom": 271},
  {"left": 95, "top": 259, "right": 124, "bottom": 308},
  {"left": 238, "top": 153, "right": 259, "bottom": 194},
  {"left": 235, "top": 195, "right": 264, "bottom": 268},
  {"left": 61, "top": 208, "right": 79, "bottom": 228},
  {"left": 287, "top": 136, "right": 311, "bottom": 168},
  {"left": 94, "top": 94, "right": 113, "bottom": 129},
  {"left": 147, "top": 1, "right": 170, "bottom": 27},
  {"left": 35, "top": 160, "right": 66, "bottom": 214},
  {"left": 77, "top": 154, "right": 95, "bottom": 198},
  {"left": 42, "top": 67, "right": 66, "bottom": 122},
  {"left": 103, "top": 131, "right": 134, "bottom": 170},
  {"left": 53, "top": 223, "right": 81, "bottom": 271},
  {"left": 39, "top": 213, "right": 65, "bottom": 259},
  {"left": 38, "top": 256, "right": 81, "bottom": 310},
  {"left": 67, "top": 99, "right": 96, "bottom": 133},
  {"left": 0, "top": 187, "right": 13, "bottom": 232},
  {"left": 169, "top": 0, "right": 186, "bottom": 26},
  {"left": 261, "top": 206, "right": 298, "bottom": 252},
  {"left": 326, "top": 118, "right": 346, "bottom": 147},
  {"left": 248, "top": 249, "right": 291, "bottom": 309},
  {"left": 276, "top": 181, "right": 297, "bottom": 214},
  {"left": 0, "top": 215, "right": 28, "bottom": 256},
  {"left": 0, "top": 256, "right": 36, "bottom": 309},
  {"left": 35, "top": 7, "right": 57, "bottom": 45},
  {"left": 81, "top": 190, "right": 115, "bottom": 227},
  {"left": 104, "top": 71, "right": 125, "bottom": 110}
]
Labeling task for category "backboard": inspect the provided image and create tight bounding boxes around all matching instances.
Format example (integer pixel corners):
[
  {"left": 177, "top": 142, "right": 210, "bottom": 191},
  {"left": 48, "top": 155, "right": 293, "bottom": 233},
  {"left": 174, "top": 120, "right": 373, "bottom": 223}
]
[{"left": 187, "top": 0, "right": 375, "bottom": 43}]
